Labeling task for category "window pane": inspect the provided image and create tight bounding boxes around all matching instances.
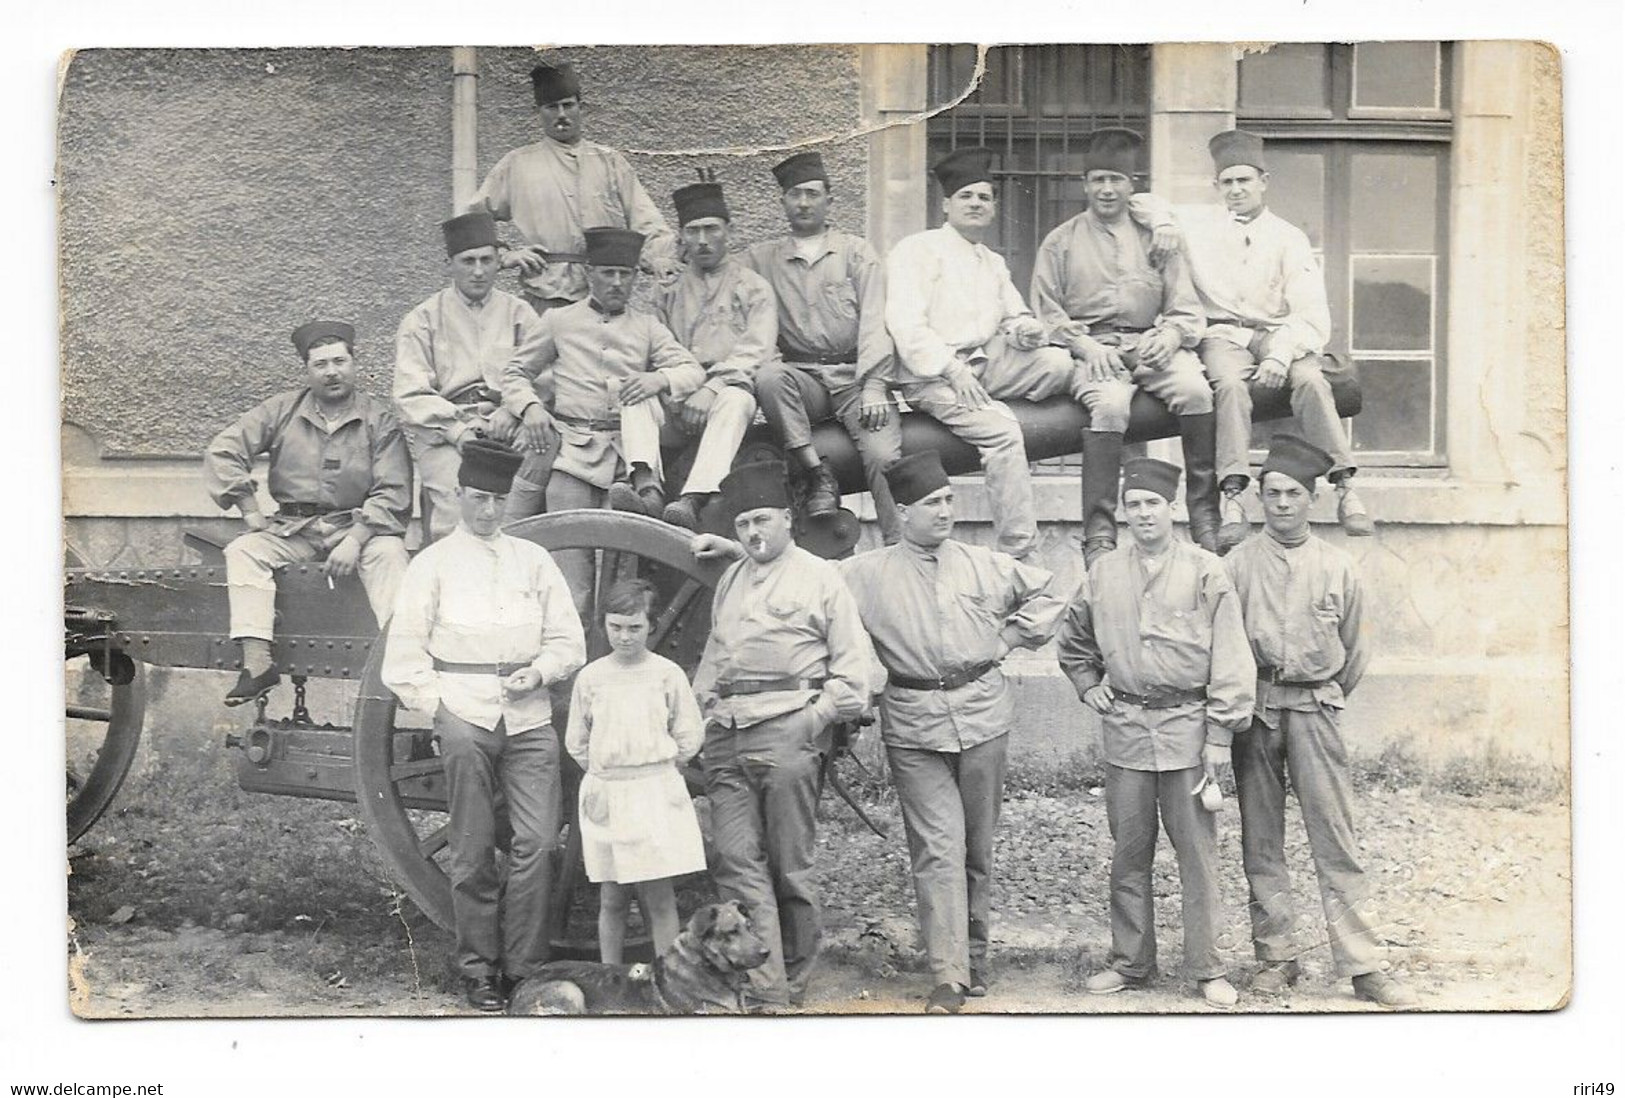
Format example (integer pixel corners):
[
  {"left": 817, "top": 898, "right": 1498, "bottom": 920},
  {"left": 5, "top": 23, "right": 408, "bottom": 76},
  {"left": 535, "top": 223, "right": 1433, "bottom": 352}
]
[
  {"left": 1351, "top": 359, "right": 1434, "bottom": 452},
  {"left": 1351, "top": 256, "right": 1433, "bottom": 351},
  {"left": 1353, "top": 42, "right": 1440, "bottom": 109},
  {"left": 1238, "top": 44, "right": 1330, "bottom": 115},
  {"left": 1350, "top": 151, "right": 1437, "bottom": 252},
  {"left": 1262, "top": 146, "right": 1326, "bottom": 250}
]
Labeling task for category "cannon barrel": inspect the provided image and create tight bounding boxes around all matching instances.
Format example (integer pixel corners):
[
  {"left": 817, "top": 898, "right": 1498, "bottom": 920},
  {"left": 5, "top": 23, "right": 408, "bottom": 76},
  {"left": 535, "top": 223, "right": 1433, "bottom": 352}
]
[{"left": 808, "top": 361, "right": 1362, "bottom": 494}]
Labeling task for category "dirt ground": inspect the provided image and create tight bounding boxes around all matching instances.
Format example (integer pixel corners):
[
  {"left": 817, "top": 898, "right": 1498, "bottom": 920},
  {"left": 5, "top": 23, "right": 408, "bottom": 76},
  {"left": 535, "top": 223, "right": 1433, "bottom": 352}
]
[{"left": 65, "top": 712, "right": 1570, "bottom": 1018}]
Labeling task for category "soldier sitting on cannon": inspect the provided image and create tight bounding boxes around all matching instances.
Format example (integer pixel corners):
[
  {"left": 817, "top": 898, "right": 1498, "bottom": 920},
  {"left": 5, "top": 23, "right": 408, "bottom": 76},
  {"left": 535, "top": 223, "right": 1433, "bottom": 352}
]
[
  {"left": 745, "top": 150, "right": 904, "bottom": 543},
  {"left": 502, "top": 226, "right": 708, "bottom": 612},
  {"left": 393, "top": 211, "right": 550, "bottom": 541},
  {"left": 205, "top": 320, "right": 412, "bottom": 706},
  {"left": 616, "top": 175, "right": 774, "bottom": 532}
]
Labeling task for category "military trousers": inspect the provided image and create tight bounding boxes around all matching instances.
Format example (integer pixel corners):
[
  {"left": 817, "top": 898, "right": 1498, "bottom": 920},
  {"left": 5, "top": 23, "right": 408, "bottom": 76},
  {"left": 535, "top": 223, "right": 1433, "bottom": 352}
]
[
  {"left": 753, "top": 361, "right": 904, "bottom": 544},
  {"left": 886, "top": 734, "right": 1009, "bottom": 990},
  {"left": 1200, "top": 335, "right": 1352, "bottom": 488},
  {"left": 621, "top": 386, "right": 757, "bottom": 497},
  {"left": 437, "top": 707, "right": 562, "bottom": 982},
  {"left": 1231, "top": 708, "right": 1383, "bottom": 977},
  {"left": 1102, "top": 762, "right": 1225, "bottom": 981},
  {"left": 701, "top": 705, "right": 827, "bottom": 1006},
  {"left": 224, "top": 527, "right": 405, "bottom": 642}
]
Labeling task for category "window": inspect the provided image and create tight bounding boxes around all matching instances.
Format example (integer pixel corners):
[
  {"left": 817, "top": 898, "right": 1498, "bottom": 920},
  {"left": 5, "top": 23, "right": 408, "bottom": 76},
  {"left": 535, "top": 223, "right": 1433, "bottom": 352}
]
[
  {"left": 926, "top": 45, "right": 1152, "bottom": 297},
  {"left": 927, "top": 45, "right": 1151, "bottom": 474},
  {"left": 1240, "top": 43, "right": 1453, "bottom": 467}
]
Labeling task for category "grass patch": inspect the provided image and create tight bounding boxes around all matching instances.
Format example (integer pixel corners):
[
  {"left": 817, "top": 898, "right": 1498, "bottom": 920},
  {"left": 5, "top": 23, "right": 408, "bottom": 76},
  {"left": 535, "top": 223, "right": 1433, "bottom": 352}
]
[{"left": 1349, "top": 739, "right": 1568, "bottom": 806}]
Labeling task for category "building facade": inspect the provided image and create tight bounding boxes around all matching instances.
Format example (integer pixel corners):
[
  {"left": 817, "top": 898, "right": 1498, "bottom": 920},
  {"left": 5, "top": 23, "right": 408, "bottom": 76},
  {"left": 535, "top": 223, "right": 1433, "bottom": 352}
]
[{"left": 60, "top": 43, "right": 1567, "bottom": 767}]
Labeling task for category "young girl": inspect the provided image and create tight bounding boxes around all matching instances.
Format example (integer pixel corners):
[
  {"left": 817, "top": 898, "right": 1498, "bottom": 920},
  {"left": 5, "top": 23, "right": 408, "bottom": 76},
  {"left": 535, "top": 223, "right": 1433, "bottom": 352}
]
[{"left": 565, "top": 578, "right": 707, "bottom": 962}]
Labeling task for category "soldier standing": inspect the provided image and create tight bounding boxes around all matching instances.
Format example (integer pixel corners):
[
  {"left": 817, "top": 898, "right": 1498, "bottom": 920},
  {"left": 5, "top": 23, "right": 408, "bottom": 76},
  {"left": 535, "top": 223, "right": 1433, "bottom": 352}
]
[
  {"left": 1223, "top": 435, "right": 1415, "bottom": 1008},
  {"left": 1056, "top": 457, "right": 1255, "bottom": 1007}
]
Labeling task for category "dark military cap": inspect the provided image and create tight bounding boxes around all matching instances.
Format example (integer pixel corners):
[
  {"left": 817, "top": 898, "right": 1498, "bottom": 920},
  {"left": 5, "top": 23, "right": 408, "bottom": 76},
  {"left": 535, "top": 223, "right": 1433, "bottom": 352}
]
[
  {"left": 1259, "top": 434, "right": 1334, "bottom": 492},
  {"left": 673, "top": 181, "right": 730, "bottom": 227},
  {"left": 583, "top": 226, "right": 646, "bottom": 268},
  {"left": 458, "top": 439, "right": 525, "bottom": 495},
  {"left": 932, "top": 146, "right": 995, "bottom": 197},
  {"left": 1081, "top": 128, "right": 1145, "bottom": 177},
  {"left": 772, "top": 151, "right": 829, "bottom": 191},
  {"left": 885, "top": 452, "right": 952, "bottom": 507},
  {"left": 291, "top": 320, "right": 355, "bottom": 360},
  {"left": 530, "top": 62, "right": 581, "bottom": 106},
  {"left": 720, "top": 460, "right": 792, "bottom": 518},
  {"left": 441, "top": 211, "right": 501, "bottom": 257},
  {"left": 1209, "top": 129, "right": 1268, "bottom": 174},
  {"left": 1121, "top": 457, "right": 1181, "bottom": 502}
]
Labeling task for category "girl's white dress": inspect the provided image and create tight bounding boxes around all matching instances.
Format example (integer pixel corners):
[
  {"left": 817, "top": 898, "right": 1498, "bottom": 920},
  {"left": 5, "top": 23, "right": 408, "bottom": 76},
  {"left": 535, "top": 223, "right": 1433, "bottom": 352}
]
[{"left": 565, "top": 652, "right": 707, "bottom": 884}]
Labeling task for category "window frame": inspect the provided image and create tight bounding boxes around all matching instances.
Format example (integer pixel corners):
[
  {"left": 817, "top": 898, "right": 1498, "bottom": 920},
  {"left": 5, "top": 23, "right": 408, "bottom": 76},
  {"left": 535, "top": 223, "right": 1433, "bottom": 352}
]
[{"left": 1239, "top": 43, "right": 1455, "bottom": 469}]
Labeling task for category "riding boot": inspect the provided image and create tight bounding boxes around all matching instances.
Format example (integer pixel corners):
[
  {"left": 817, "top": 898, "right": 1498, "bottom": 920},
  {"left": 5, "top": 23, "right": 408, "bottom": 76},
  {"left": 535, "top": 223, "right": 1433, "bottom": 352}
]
[
  {"left": 1079, "top": 429, "right": 1125, "bottom": 566},
  {"left": 1178, "top": 412, "right": 1221, "bottom": 554}
]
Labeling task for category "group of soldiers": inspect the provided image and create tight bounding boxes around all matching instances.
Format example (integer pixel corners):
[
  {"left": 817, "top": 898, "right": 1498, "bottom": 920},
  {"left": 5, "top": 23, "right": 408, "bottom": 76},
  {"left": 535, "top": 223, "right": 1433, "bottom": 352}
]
[{"left": 199, "top": 58, "right": 1414, "bottom": 1014}]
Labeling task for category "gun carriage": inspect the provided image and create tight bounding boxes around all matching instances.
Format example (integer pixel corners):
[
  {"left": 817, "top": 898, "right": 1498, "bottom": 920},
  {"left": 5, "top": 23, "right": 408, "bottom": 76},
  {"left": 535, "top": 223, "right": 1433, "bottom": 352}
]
[{"left": 64, "top": 373, "right": 1358, "bottom": 954}]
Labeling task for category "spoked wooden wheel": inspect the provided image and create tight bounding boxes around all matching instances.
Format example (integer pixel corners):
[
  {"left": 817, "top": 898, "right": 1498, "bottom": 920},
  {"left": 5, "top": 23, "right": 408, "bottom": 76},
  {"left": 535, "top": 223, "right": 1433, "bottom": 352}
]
[
  {"left": 352, "top": 510, "right": 723, "bottom": 954},
  {"left": 65, "top": 543, "right": 148, "bottom": 845},
  {"left": 65, "top": 650, "right": 147, "bottom": 844}
]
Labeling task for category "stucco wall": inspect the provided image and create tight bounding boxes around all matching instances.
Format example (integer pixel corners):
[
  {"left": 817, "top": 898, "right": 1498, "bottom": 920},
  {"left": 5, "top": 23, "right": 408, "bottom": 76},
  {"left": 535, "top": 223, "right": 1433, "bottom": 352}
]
[
  {"left": 58, "top": 48, "right": 456, "bottom": 456},
  {"left": 474, "top": 46, "right": 867, "bottom": 280},
  {"left": 58, "top": 46, "right": 868, "bottom": 459}
]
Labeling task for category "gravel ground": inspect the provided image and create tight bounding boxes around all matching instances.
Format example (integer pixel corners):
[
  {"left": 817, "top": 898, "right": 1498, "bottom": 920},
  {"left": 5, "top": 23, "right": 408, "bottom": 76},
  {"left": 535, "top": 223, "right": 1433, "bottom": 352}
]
[{"left": 66, "top": 725, "right": 1570, "bottom": 1017}]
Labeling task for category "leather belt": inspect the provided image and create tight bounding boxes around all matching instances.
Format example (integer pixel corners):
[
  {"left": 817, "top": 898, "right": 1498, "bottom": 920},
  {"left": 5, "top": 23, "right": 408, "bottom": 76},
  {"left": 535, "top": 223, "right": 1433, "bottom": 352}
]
[
  {"left": 781, "top": 350, "right": 855, "bottom": 366},
  {"left": 446, "top": 383, "right": 501, "bottom": 407},
  {"left": 277, "top": 501, "right": 336, "bottom": 518},
  {"left": 1113, "top": 686, "right": 1208, "bottom": 709},
  {"left": 887, "top": 659, "right": 999, "bottom": 692},
  {"left": 555, "top": 412, "right": 622, "bottom": 432},
  {"left": 432, "top": 658, "right": 535, "bottom": 677},
  {"left": 1257, "top": 666, "right": 1334, "bottom": 690},
  {"left": 716, "top": 676, "right": 826, "bottom": 698}
]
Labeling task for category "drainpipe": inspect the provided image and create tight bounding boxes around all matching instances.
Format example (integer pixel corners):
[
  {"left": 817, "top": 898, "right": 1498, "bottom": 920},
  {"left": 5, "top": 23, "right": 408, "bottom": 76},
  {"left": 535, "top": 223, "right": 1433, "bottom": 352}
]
[{"left": 451, "top": 47, "right": 479, "bottom": 212}]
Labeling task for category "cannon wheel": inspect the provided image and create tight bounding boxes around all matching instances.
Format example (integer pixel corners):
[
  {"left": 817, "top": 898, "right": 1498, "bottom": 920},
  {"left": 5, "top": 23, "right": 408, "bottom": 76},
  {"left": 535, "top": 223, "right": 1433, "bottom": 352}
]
[
  {"left": 352, "top": 510, "right": 721, "bottom": 952},
  {"left": 65, "top": 545, "right": 148, "bottom": 844},
  {"left": 66, "top": 655, "right": 147, "bottom": 844}
]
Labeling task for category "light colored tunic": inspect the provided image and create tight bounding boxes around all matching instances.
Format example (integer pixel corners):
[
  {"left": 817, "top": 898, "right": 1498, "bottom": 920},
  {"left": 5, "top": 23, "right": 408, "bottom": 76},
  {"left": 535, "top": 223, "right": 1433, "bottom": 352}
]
[
  {"left": 469, "top": 137, "right": 675, "bottom": 303},
  {"left": 565, "top": 652, "right": 707, "bottom": 884},
  {"left": 1055, "top": 540, "right": 1256, "bottom": 770},
  {"left": 1031, "top": 208, "right": 1205, "bottom": 344},
  {"left": 204, "top": 388, "right": 411, "bottom": 540},
  {"left": 1178, "top": 204, "right": 1332, "bottom": 364},
  {"left": 692, "top": 544, "right": 874, "bottom": 730},
  {"left": 1222, "top": 531, "right": 1369, "bottom": 727},
  {"left": 393, "top": 287, "right": 547, "bottom": 448},
  {"left": 839, "top": 539, "right": 1068, "bottom": 752},
  {"left": 499, "top": 298, "right": 706, "bottom": 489},
  {"left": 883, "top": 224, "right": 1037, "bottom": 384},
  {"left": 382, "top": 526, "right": 586, "bottom": 734},
  {"left": 656, "top": 258, "right": 779, "bottom": 393},
  {"left": 742, "top": 230, "right": 894, "bottom": 392}
]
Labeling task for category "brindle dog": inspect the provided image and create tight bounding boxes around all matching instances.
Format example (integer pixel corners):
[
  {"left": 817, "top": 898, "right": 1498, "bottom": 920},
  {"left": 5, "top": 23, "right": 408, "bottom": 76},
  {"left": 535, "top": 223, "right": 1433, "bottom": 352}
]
[{"left": 507, "top": 900, "right": 772, "bottom": 1015}]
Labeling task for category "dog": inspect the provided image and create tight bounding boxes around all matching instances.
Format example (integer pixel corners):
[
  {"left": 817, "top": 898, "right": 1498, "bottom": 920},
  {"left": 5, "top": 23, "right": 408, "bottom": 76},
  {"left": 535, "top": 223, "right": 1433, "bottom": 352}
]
[{"left": 507, "top": 900, "right": 772, "bottom": 1015}]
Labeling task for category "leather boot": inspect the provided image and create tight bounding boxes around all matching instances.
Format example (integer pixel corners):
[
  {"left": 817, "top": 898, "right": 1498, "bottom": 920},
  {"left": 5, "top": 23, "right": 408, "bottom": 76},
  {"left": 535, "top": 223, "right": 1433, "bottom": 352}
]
[
  {"left": 803, "top": 463, "right": 841, "bottom": 518},
  {"left": 1079, "top": 429, "right": 1125, "bottom": 566},
  {"left": 1178, "top": 412, "right": 1222, "bottom": 554}
]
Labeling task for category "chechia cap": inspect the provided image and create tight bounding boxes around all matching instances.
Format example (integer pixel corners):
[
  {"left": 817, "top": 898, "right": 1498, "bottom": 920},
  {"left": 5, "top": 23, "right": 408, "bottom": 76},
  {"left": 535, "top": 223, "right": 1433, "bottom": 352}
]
[
  {"left": 1081, "top": 128, "right": 1145, "bottom": 177},
  {"left": 932, "top": 146, "right": 995, "bottom": 197},
  {"left": 441, "top": 211, "right": 501, "bottom": 257},
  {"left": 1121, "top": 457, "right": 1181, "bottom": 502},
  {"left": 1259, "top": 433, "right": 1334, "bottom": 492},
  {"left": 720, "top": 460, "right": 792, "bottom": 519},
  {"left": 772, "top": 151, "right": 829, "bottom": 191},
  {"left": 458, "top": 439, "right": 525, "bottom": 495},
  {"left": 292, "top": 320, "right": 355, "bottom": 360},
  {"left": 1208, "top": 129, "right": 1268, "bottom": 174},
  {"left": 885, "top": 452, "right": 952, "bottom": 506},
  {"left": 530, "top": 62, "right": 581, "bottom": 106}
]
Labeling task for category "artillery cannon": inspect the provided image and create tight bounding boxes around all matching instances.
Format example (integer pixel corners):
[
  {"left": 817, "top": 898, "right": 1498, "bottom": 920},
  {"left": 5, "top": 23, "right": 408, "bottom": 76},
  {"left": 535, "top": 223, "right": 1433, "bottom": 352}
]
[{"left": 63, "top": 365, "right": 1359, "bottom": 953}]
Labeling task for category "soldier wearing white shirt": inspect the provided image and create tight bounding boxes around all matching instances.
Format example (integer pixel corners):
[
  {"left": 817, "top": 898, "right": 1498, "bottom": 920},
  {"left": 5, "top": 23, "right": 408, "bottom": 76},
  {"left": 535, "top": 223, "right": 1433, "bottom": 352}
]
[
  {"left": 382, "top": 440, "right": 587, "bottom": 1012},
  {"left": 884, "top": 147, "right": 1082, "bottom": 560},
  {"left": 1181, "top": 130, "right": 1374, "bottom": 550}
]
